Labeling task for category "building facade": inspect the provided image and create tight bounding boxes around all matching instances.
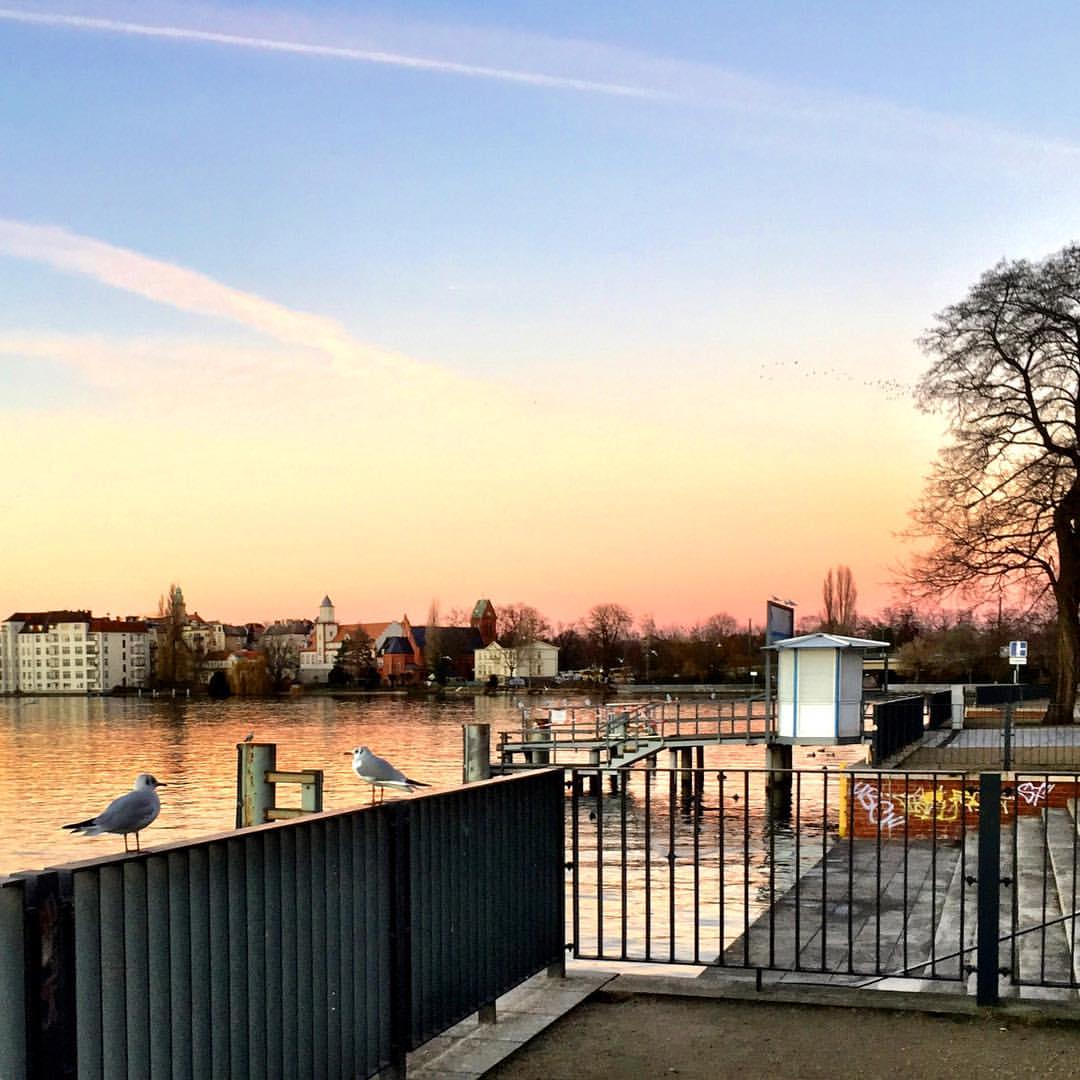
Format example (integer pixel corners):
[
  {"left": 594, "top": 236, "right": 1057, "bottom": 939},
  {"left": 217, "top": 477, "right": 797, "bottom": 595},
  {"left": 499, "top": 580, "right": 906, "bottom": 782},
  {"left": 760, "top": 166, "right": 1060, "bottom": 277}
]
[
  {"left": 0, "top": 610, "right": 150, "bottom": 694},
  {"left": 474, "top": 640, "right": 559, "bottom": 684}
]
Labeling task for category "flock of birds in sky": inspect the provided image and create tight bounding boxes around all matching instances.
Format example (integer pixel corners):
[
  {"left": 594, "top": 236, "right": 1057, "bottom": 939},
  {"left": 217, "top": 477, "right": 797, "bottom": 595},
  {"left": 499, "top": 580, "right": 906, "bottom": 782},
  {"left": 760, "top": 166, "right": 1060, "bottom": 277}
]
[
  {"left": 753, "top": 360, "right": 911, "bottom": 403},
  {"left": 61, "top": 746, "right": 431, "bottom": 852}
]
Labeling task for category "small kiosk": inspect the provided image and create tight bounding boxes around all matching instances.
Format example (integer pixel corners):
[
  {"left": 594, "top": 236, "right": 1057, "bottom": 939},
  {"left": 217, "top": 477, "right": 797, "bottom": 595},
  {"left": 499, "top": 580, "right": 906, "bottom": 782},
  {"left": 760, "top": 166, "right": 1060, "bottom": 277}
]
[{"left": 770, "top": 632, "right": 889, "bottom": 744}]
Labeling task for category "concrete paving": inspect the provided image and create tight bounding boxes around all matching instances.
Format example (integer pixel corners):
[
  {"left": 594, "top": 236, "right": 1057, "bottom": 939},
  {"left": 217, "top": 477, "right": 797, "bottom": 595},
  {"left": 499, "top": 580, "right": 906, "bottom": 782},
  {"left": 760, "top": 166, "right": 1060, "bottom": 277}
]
[{"left": 407, "top": 970, "right": 613, "bottom": 1080}]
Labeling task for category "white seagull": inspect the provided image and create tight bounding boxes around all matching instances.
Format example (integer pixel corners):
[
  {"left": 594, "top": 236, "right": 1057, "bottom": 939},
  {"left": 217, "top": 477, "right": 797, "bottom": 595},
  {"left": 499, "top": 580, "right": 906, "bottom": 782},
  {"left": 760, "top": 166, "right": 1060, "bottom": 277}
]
[
  {"left": 346, "top": 747, "right": 430, "bottom": 804},
  {"left": 62, "top": 773, "right": 166, "bottom": 852}
]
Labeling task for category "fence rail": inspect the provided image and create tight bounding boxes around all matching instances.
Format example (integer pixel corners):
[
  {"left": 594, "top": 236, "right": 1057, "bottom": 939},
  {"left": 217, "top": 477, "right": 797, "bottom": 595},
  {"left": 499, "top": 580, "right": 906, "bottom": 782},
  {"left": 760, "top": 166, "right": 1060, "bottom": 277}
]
[{"left": 1, "top": 769, "right": 564, "bottom": 1080}]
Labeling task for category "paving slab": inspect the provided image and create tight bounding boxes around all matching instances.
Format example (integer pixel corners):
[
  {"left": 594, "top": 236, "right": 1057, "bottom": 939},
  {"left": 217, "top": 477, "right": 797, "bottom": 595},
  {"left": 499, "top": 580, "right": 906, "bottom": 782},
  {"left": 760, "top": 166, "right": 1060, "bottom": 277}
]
[{"left": 407, "top": 969, "right": 613, "bottom": 1080}]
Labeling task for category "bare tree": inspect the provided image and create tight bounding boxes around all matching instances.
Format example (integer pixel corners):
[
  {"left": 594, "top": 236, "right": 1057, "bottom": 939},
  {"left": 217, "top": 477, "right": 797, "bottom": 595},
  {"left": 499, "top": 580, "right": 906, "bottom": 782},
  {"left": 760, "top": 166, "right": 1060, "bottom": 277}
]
[
  {"left": 821, "top": 567, "right": 857, "bottom": 635},
  {"left": 497, "top": 603, "right": 551, "bottom": 680},
  {"left": 907, "top": 245, "right": 1080, "bottom": 722},
  {"left": 153, "top": 583, "right": 190, "bottom": 687},
  {"left": 259, "top": 633, "right": 299, "bottom": 692},
  {"left": 423, "top": 599, "right": 445, "bottom": 682},
  {"left": 585, "top": 603, "right": 633, "bottom": 678}
]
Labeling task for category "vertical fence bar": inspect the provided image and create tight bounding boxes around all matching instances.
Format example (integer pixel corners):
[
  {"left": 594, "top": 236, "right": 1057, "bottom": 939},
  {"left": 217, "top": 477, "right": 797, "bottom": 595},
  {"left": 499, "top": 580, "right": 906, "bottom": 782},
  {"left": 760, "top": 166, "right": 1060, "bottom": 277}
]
[
  {"left": 977, "top": 772, "right": 1002, "bottom": 1006},
  {"left": 717, "top": 771, "right": 725, "bottom": 967},
  {"left": 668, "top": 769, "right": 677, "bottom": 963},
  {"left": 100, "top": 864, "right": 127, "bottom": 1080},
  {"left": 387, "top": 803, "right": 411, "bottom": 1080},
  {"left": 930, "top": 774, "right": 939, "bottom": 976},
  {"left": 597, "top": 771, "right": 605, "bottom": 958},
  {"left": 570, "top": 773, "right": 581, "bottom": 959},
  {"left": 146, "top": 856, "right": 171, "bottom": 1080},
  {"left": 845, "top": 771, "right": 854, "bottom": 973},
  {"left": 796, "top": 771, "right": 803, "bottom": 971},
  {"left": 742, "top": 771, "right": 750, "bottom": 968},
  {"left": 166, "top": 851, "right": 192, "bottom": 1080},
  {"left": 122, "top": 861, "right": 150, "bottom": 1080},
  {"left": 620, "top": 770, "right": 628, "bottom": 960},
  {"left": 71, "top": 872, "right": 102, "bottom": 1080},
  {"left": 644, "top": 771, "right": 652, "bottom": 961},
  {"left": 821, "top": 771, "right": 829, "bottom": 971}
]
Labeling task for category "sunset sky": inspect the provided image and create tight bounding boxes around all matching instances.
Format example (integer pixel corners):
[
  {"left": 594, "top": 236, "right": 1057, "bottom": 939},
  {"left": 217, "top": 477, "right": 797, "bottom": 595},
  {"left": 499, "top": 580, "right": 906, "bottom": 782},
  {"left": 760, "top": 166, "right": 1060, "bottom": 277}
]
[{"left": 3, "top": 1, "right": 1080, "bottom": 630}]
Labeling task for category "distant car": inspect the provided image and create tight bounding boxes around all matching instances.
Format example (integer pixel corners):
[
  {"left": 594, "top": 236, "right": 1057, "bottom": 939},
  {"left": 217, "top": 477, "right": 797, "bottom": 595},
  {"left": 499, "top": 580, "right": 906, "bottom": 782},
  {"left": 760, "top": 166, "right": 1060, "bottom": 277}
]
[{"left": 506, "top": 677, "right": 526, "bottom": 687}]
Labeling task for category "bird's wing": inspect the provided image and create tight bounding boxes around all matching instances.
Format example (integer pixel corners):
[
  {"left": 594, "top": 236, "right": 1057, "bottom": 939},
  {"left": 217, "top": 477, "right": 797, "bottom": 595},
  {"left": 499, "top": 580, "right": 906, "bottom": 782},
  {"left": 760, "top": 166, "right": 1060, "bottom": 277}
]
[
  {"left": 95, "top": 790, "right": 159, "bottom": 832},
  {"left": 364, "top": 754, "right": 408, "bottom": 784}
]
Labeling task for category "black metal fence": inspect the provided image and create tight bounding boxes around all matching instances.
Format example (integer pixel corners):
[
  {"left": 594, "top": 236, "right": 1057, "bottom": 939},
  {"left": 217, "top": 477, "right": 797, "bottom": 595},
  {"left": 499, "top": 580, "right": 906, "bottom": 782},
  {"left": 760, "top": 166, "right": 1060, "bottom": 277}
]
[
  {"left": 568, "top": 764, "right": 1080, "bottom": 999},
  {"left": 973, "top": 684, "right": 1050, "bottom": 706},
  {"left": 0, "top": 770, "right": 565, "bottom": 1080},
  {"left": 926, "top": 690, "right": 952, "bottom": 730},
  {"left": 871, "top": 696, "right": 925, "bottom": 764}
]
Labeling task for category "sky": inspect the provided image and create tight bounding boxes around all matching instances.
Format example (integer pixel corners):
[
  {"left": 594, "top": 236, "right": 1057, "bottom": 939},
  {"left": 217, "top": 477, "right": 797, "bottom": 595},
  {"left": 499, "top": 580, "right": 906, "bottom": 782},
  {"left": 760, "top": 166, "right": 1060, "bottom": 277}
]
[{"left": 2, "top": 1, "right": 1080, "bottom": 630}]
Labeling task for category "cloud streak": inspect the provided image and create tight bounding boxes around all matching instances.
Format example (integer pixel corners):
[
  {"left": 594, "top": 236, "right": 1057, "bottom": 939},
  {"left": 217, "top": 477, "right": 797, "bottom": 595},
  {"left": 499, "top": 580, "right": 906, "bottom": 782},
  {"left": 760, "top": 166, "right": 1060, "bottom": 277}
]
[
  {"left": 0, "top": 218, "right": 439, "bottom": 381},
  {"left": 0, "top": 7, "right": 670, "bottom": 100}
]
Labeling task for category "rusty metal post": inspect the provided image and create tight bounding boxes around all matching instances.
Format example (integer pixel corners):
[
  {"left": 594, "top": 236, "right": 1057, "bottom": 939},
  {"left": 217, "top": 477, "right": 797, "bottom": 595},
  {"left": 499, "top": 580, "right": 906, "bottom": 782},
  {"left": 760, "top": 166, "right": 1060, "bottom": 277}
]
[
  {"left": 236, "top": 742, "right": 277, "bottom": 827},
  {"left": 462, "top": 723, "right": 492, "bottom": 783}
]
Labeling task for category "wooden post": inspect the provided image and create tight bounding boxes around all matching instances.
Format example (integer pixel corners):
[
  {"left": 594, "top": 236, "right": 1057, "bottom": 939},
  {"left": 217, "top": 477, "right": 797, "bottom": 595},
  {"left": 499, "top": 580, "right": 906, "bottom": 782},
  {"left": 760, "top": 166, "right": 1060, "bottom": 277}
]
[
  {"left": 462, "top": 723, "right": 492, "bottom": 783},
  {"left": 236, "top": 742, "right": 276, "bottom": 827},
  {"left": 765, "top": 742, "right": 793, "bottom": 820}
]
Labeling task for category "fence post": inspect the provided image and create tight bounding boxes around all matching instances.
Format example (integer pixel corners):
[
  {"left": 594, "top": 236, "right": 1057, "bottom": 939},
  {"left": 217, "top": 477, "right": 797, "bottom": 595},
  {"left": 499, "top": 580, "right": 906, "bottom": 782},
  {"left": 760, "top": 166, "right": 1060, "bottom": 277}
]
[{"left": 976, "top": 772, "right": 1002, "bottom": 1006}]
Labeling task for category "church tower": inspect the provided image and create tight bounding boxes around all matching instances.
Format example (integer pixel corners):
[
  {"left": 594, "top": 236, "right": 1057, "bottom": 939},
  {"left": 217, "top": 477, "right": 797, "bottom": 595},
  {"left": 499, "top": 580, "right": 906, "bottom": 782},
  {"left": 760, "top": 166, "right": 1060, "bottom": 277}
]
[
  {"left": 471, "top": 599, "right": 497, "bottom": 646},
  {"left": 315, "top": 595, "right": 338, "bottom": 663}
]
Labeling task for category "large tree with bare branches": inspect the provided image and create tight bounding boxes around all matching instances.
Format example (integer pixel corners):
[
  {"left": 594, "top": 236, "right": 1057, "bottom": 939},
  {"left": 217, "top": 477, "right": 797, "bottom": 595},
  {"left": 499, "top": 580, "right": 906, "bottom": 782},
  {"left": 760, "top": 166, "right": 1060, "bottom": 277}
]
[{"left": 909, "top": 245, "right": 1080, "bottom": 722}]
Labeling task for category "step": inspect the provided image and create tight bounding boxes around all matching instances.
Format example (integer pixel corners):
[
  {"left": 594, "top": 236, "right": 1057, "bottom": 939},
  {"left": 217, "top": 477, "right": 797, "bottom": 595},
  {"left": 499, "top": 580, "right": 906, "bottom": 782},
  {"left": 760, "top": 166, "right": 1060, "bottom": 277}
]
[{"left": 1040, "top": 807, "right": 1080, "bottom": 989}]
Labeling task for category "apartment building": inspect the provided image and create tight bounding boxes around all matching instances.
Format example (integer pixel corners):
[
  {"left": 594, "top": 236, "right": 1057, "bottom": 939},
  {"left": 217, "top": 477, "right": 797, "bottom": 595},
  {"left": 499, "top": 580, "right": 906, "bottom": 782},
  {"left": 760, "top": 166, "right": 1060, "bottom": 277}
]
[{"left": 0, "top": 610, "right": 150, "bottom": 694}]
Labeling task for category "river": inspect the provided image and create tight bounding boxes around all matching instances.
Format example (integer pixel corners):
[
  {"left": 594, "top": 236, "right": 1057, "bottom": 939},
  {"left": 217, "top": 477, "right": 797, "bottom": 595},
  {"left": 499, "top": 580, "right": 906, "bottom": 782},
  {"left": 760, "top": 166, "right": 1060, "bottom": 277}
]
[{"left": 1, "top": 692, "right": 865, "bottom": 962}]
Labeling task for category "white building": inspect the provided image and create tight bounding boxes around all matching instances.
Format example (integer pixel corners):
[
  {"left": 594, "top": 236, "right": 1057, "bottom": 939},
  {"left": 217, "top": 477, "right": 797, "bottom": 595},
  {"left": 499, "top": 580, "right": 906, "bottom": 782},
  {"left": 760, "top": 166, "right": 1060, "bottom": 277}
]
[
  {"left": 0, "top": 610, "right": 150, "bottom": 694},
  {"left": 474, "top": 640, "right": 559, "bottom": 684}
]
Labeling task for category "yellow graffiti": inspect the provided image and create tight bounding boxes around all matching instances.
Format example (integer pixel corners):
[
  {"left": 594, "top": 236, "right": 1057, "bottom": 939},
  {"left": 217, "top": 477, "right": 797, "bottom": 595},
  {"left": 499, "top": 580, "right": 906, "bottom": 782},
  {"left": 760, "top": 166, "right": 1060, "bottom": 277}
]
[{"left": 840, "top": 777, "right": 1055, "bottom": 836}]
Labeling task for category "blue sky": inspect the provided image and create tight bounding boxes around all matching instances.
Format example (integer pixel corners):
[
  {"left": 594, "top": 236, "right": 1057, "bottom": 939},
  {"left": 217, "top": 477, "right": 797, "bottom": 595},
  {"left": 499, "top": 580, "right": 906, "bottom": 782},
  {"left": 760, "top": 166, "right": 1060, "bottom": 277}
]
[{"left": 2, "top": 1, "right": 1080, "bottom": 624}]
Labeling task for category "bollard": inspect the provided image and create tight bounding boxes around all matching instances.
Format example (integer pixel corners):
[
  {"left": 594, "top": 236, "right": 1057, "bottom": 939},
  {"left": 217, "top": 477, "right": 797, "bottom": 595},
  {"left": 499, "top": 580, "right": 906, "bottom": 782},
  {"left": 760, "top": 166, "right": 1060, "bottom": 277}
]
[
  {"left": 765, "top": 742, "right": 793, "bottom": 820},
  {"left": 462, "top": 723, "right": 492, "bottom": 783},
  {"left": 236, "top": 743, "right": 277, "bottom": 827}
]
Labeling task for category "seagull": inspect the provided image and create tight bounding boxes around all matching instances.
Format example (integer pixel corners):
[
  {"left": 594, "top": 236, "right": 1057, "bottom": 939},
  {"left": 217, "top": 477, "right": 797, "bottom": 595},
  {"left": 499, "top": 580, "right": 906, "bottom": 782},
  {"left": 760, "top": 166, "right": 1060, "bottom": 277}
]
[
  {"left": 62, "top": 773, "right": 166, "bottom": 852},
  {"left": 346, "top": 747, "right": 431, "bottom": 804}
]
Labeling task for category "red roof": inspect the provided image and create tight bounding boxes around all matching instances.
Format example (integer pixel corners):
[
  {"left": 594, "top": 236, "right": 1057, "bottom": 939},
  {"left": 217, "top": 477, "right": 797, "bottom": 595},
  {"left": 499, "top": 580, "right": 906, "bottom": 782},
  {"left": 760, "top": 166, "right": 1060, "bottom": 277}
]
[{"left": 90, "top": 617, "right": 148, "bottom": 633}]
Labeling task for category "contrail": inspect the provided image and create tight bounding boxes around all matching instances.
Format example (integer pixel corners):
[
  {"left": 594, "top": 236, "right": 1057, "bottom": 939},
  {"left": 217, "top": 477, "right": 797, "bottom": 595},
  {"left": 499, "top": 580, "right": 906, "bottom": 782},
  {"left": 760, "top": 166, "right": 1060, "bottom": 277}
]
[
  {"left": 0, "top": 218, "right": 435, "bottom": 379},
  {"left": 0, "top": 7, "right": 671, "bottom": 100}
]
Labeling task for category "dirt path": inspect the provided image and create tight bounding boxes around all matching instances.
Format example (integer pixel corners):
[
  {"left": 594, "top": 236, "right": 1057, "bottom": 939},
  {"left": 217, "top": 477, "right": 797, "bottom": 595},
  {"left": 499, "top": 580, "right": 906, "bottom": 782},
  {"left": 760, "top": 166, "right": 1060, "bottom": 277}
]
[{"left": 487, "top": 994, "right": 1080, "bottom": 1079}]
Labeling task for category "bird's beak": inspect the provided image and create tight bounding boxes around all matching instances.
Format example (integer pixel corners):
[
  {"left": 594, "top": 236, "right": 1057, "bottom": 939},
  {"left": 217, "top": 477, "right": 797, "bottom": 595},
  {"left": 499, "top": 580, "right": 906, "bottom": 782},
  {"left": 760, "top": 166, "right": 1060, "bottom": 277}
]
[
  {"left": 156, "top": 782, "right": 168, "bottom": 787},
  {"left": 342, "top": 752, "right": 353, "bottom": 757}
]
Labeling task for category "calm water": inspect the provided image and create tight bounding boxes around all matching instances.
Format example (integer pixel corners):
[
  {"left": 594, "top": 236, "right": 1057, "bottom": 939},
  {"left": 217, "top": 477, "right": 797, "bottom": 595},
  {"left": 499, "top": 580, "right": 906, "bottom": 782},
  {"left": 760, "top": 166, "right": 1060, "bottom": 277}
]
[
  {"left": 0, "top": 693, "right": 865, "bottom": 962},
  {"left": 0, "top": 692, "right": 525, "bottom": 873}
]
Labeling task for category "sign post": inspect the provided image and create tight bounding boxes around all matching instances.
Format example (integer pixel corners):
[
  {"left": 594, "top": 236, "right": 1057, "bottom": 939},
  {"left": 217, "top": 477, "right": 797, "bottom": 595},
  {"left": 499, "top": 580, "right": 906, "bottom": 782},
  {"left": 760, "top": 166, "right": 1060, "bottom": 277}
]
[{"left": 1008, "top": 640, "right": 1028, "bottom": 686}]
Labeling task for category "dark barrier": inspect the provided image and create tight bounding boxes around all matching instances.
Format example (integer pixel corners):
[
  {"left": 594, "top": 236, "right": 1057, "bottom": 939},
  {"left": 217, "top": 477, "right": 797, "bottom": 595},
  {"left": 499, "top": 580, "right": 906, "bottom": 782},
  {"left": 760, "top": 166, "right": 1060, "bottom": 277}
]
[
  {"left": 973, "top": 684, "right": 1050, "bottom": 705},
  {"left": 926, "top": 690, "right": 951, "bottom": 730},
  {"left": 0, "top": 769, "right": 565, "bottom": 1080},
  {"left": 871, "top": 696, "right": 925, "bottom": 764}
]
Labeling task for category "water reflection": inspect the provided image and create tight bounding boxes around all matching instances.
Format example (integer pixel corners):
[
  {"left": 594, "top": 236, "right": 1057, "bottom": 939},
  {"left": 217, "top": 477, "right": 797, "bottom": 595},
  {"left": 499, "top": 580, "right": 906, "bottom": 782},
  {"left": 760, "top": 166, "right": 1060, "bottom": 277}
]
[{"left": 0, "top": 693, "right": 522, "bottom": 872}]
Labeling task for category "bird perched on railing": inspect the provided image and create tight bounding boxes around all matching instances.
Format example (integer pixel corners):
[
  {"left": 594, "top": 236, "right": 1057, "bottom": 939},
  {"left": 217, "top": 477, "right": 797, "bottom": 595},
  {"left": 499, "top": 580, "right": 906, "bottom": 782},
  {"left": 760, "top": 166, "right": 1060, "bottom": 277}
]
[
  {"left": 62, "top": 773, "right": 166, "bottom": 852},
  {"left": 346, "top": 747, "right": 431, "bottom": 804}
]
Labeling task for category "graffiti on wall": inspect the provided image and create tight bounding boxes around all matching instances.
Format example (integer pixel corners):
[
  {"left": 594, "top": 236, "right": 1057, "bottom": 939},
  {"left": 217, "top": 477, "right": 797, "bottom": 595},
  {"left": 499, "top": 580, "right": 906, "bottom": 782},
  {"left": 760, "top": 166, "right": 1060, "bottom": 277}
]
[{"left": 841, "top": 776, "right": 1071, "bottom": 839}]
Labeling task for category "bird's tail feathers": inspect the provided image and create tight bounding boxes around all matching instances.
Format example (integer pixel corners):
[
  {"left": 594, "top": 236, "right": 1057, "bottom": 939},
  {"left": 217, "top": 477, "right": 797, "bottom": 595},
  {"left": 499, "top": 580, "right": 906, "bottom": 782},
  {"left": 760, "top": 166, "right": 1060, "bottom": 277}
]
[
  {"left": 62, "top": 817, "right": 98, "bottom": 832},
  {"left": 407, "top": 779, "right": 432, "bottom": 788}
]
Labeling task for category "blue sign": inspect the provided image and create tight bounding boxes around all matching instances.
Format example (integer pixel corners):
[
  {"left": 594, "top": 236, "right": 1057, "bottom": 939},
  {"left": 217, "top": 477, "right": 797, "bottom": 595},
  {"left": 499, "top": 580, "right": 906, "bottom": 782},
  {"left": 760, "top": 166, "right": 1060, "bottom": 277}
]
[{"left": 1009, "top": 640, "right": 1028, "bottom": 664}]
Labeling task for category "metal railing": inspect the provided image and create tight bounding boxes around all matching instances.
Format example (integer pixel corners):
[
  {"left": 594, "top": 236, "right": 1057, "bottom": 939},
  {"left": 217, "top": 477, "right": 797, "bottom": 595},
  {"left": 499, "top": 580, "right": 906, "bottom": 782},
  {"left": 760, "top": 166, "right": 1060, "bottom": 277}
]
[
  {"left": 0, "top": 769, "right": 564, "bottom": 1080},
  {"left": 568, "top": 763, "right": 1080, "bottom": 1000}
]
